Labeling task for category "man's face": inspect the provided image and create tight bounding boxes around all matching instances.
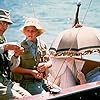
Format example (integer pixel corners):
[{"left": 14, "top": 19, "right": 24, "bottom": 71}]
[{"left": 0, "top": 21, "right": 8, "bottom": 36}]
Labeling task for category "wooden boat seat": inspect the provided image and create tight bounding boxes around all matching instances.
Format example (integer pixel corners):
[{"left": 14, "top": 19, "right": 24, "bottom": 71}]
[{"left": 82, "top": 60, "right": 100, "bottom": 75}]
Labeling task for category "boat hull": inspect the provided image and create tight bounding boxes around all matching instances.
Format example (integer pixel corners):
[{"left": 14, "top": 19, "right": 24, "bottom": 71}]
[{"left": 17, "top": 81, "right": 100, "bottom": 100}]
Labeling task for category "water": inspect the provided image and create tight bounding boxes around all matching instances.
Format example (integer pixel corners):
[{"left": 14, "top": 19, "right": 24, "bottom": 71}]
[{"left": 0, "top": 0, "right": 100, "bottom": 61}]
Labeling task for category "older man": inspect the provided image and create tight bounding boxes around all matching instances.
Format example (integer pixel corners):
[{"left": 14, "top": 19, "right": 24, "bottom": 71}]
[{"left": 0, "top": 9, "right": 31, "bottom": 99}]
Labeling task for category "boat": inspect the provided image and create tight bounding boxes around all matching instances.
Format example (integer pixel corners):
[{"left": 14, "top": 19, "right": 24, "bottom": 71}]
[
  {"left": 16, "top": 1, "right": 100, "bottom": 100},
  {"left": 16, "top": 81, "right": 100, "bottom": 100}
]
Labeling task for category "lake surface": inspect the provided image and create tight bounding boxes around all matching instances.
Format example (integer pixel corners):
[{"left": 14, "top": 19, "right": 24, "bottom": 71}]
[{"left": 0, "top": 0, "right": 100, "bottom": 61}]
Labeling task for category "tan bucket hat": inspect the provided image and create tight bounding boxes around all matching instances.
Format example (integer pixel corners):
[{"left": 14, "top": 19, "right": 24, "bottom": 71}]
[
  {"left": 0, "top": 9, "right": 13, "bottom": 24},
  {"left": 20, "top": 17, "right": 45, "bottom": 36}
]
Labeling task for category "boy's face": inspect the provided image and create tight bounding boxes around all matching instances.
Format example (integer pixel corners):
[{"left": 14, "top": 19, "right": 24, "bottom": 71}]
[{"left": 23, "top": 26, "right": 39, "bottom": 41}]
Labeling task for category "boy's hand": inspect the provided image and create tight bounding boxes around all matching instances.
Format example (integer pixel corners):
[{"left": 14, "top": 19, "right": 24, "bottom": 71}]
[
  {"left": 37, "top": 64, "right": 46, "bottom": 73},
  {"left": 31, "top": 70, "right": 43, "bottom": 79}
]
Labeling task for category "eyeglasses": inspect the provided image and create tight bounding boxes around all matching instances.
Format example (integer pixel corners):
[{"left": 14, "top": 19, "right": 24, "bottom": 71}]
[{"left": 0, "top": 21, "right": 8, "bottom": 26}]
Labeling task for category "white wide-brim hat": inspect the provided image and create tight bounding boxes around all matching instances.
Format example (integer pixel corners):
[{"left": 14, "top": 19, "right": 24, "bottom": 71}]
[
  {"left": 20, "top": 18, "right": 45, "bottom": 36},
  {"left": 0, "top": 9, "right": 13, "bottom": 24}
]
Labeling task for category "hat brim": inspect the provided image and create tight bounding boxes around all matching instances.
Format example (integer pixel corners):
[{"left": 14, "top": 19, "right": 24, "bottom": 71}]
[
  {"left": 20, "top": 23, "right": 45, "bottom": 36},
  {"left": 0, "top": 18, "right": 13, "bottom": 24}
]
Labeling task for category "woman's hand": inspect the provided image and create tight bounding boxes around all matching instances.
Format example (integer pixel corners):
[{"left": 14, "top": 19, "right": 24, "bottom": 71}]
[{"left": 76, "top": 70, "right": 86, "bottom": 84}]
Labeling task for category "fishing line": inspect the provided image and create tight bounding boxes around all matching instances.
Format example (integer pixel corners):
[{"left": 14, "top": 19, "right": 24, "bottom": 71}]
[
  {"left": 81, "top": 0, "right": 93, "bottom": 24},
  {"left": 32, "top": 5, "right": 37, "bottom": 18}
]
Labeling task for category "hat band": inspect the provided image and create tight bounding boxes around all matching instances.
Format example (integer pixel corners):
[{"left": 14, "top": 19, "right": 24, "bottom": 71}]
[{"left": 0, "top": 15, "right": 10, "bottom": 19}]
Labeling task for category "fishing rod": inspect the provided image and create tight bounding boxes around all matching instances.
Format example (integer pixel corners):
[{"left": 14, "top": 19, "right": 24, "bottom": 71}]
[{"left": 72, "top": 0, "right": 82, "bottom": 27}]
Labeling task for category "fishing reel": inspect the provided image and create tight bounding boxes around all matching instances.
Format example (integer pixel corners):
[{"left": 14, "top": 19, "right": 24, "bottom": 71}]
[
  {"left": 47, "top": 85, "right": 61, "bottom": 94},
  {"left": 49, "top": 88, "right": 61, "bottom": 94}
]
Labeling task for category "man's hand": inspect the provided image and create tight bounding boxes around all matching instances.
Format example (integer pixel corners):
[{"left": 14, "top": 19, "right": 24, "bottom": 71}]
[
  {"left": 14, "top": 47, "right": 24, "bottom": 57},
  {"left": 3, "top": 43, "right": 24, "bottom": 57},
  {"left": 3, "top": 43, "right": 20, "bottom": 51}
]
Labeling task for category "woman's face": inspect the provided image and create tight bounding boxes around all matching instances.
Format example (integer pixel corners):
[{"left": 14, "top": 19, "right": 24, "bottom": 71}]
[{"left": 23, "top": 26, "right": 39, "bottom": 41}]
